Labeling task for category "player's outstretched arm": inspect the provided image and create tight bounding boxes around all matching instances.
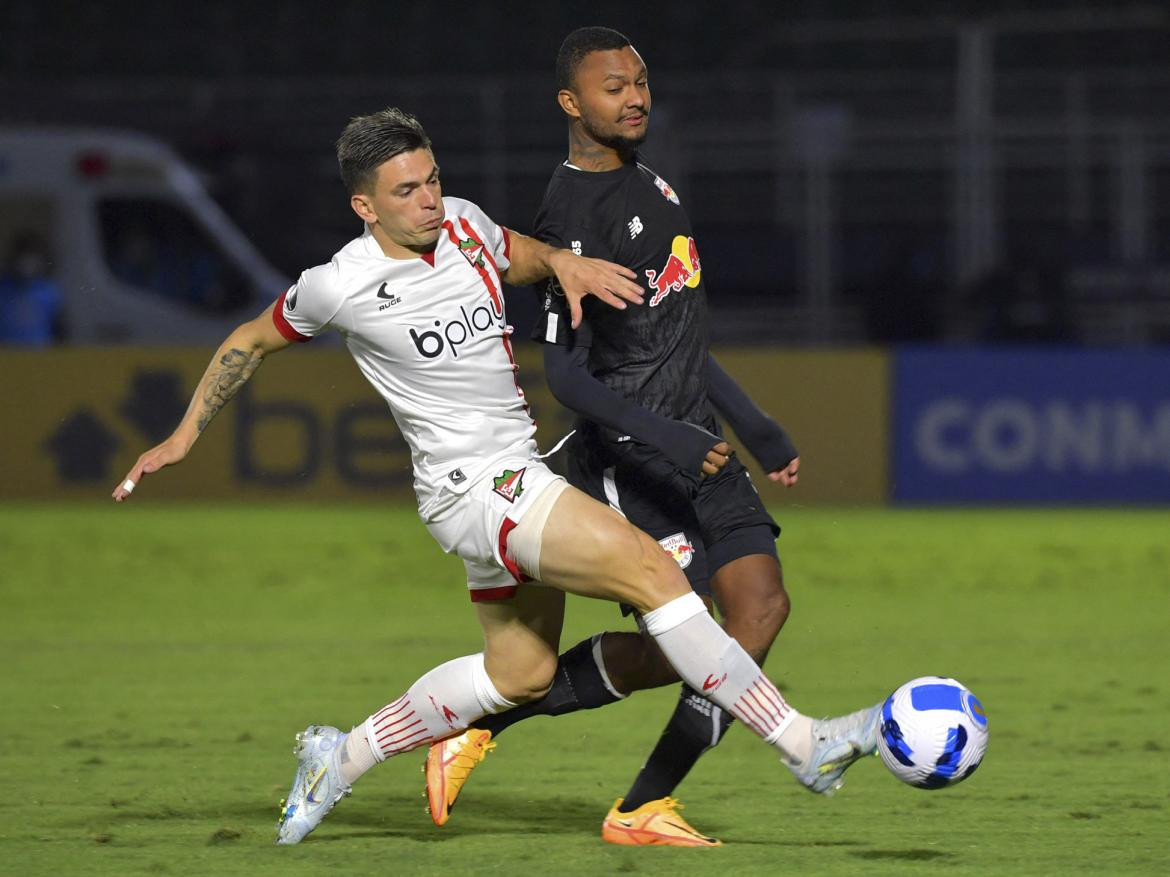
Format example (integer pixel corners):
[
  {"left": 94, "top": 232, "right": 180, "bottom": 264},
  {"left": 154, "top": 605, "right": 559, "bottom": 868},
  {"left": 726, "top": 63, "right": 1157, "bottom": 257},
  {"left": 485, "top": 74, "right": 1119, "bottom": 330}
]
[
  {"left": 501, "top": 231, "right": 643, "bottom": 328},
  {"left": 707, "top": 354, "right": 800, "bottom": 485},
  {"left": 544, "top": 342, "right": 731, "bottom": 477},
  {"left": 111, "top": 302, "right": 292, "bottom": 502}
]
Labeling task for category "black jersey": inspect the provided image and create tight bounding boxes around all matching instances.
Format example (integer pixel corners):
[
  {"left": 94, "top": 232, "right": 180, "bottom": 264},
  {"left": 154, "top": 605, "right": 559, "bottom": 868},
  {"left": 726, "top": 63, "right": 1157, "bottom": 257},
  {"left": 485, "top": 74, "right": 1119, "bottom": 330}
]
[{"left": 531, "top": 159, "right": 712, "bottom": 429}]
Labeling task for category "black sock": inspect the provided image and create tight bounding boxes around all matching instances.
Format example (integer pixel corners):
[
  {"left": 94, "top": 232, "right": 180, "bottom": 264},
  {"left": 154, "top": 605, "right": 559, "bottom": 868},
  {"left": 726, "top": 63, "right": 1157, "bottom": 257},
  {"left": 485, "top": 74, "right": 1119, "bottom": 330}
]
[
  {"left": 472, "top": 635, "right": 621, "bottom": 737},
  {"left": 619, "top": 683, "right": 735, "bottom": 812}
]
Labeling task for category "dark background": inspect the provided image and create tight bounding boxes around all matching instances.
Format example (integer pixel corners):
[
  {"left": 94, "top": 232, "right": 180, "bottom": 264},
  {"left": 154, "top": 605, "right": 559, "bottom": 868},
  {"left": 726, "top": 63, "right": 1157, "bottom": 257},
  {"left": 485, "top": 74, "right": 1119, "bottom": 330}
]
[{"left": 4, "top": 0, "right": 1170, "bottom": 344}]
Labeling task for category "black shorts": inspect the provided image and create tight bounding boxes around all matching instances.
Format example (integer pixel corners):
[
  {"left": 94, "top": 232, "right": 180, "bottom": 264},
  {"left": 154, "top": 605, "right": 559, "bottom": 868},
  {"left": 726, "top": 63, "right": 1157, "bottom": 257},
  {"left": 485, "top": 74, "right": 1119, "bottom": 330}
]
[{"left": 567, "top": 431, "right": 780, "bottom": 599}]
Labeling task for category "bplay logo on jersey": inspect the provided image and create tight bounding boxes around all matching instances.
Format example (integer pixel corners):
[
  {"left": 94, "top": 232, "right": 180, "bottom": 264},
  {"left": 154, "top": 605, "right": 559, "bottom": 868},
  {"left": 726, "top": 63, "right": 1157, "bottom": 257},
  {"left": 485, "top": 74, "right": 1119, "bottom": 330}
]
[
  {"left": 646, "top": 236, "right": 701, "bottom": 306},
  {"left": 658, "top": 532, "right": 694, "bottom": 569},
  {"left": 408, "top": 298, "right": 505, "bottom": 359}
]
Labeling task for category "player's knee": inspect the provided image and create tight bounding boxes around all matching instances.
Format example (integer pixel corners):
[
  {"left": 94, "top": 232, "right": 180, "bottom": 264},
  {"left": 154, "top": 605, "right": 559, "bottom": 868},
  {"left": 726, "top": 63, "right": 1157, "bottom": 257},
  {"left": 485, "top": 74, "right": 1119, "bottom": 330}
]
[
  {"left": 622, "top": 528, "right": 689, "bottom": 613},
  {"left": 490, "top": 653, "right": 556, "bottom": 705},
  {"left": 762, "top": 577, "right": 791, "bottom": 632},
  {"left": 721, "top": 575, "right": 790, "bottom": 654}
]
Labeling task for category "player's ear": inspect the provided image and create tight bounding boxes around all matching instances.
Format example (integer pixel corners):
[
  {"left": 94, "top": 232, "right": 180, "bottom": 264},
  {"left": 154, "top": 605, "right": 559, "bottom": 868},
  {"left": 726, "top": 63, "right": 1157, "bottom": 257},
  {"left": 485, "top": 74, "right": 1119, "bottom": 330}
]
[
  {"left": 557, "top": 89, "right": 581, "bottom": 119},
  {"left": 350, "top": 192, "right": 377, "bottom": 223}
]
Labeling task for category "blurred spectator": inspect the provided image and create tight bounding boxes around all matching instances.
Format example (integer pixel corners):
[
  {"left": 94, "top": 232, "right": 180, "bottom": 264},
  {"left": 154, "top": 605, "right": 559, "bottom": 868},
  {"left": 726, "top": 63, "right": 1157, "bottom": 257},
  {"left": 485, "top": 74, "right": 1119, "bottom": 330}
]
[
  {"left": 106, "top": 222, "right": 164, "bottom": 293},
  {"left": 0, "top": 232, "right": 64, "bottom": 346}
]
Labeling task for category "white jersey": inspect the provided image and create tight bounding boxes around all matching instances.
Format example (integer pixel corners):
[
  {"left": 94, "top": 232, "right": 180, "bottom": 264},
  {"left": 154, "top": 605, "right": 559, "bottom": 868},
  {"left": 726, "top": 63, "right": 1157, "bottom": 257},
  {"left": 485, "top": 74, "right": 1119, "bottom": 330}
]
[{"left": 273, "top": 197, "right": 536, "bottom": 520}]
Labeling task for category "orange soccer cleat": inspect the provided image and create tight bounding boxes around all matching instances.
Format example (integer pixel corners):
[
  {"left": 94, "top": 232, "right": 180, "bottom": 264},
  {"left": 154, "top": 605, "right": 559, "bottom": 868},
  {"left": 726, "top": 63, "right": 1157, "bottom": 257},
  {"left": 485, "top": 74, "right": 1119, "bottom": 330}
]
[
  {"left": 600, "top": 797, "right": 722, "bottom": 847},
  {"left": 425, "top": 728, "right": 495, "bottom": 826}
]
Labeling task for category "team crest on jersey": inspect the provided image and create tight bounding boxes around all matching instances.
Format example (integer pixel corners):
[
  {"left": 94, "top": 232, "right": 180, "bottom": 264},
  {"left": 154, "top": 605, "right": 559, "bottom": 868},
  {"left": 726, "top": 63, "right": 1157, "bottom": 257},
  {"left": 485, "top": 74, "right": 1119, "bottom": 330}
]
[
  {"left": 653, "top": 175, "right": 680, "bottom": 204},
  {"left": 659, "top": 532, "right": 694, "bottom": 569},
  {"left": 457, "top": 236, "right": 486, "bottom": 269},
  {"left": 645, "top": 235, "right": 702, "bottom": 306},
  {"left": 492, "top": 467, "right": 526, "bottom": 503}
]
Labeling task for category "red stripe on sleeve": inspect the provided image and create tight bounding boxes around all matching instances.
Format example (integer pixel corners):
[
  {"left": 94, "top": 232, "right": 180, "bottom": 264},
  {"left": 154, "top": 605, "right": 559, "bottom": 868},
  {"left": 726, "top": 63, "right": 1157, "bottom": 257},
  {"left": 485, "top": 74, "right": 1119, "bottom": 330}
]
[
  {"left": 272, "top": 288, "right": 312, "bottom": 343},
  {"left": 501, "top": 226, "right": 512, "bottom": 262}
]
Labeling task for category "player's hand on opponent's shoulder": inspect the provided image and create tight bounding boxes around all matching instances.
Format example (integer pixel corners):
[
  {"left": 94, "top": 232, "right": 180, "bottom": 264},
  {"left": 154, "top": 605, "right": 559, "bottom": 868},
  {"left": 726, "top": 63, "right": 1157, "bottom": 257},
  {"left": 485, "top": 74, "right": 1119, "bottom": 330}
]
[
  {"left": 547, "top": 249, "right": 643, "bottom": 328},
  {"left": 111, "top": 435, "right": 191, "bottom": 502}
]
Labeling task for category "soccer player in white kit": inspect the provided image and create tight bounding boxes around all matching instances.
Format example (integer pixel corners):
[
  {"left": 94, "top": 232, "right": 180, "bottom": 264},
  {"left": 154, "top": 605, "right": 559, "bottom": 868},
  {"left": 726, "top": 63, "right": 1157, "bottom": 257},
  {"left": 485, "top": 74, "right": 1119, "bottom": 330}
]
[{"left": 112, "top": 108, "right": 880, "bottom": 845}]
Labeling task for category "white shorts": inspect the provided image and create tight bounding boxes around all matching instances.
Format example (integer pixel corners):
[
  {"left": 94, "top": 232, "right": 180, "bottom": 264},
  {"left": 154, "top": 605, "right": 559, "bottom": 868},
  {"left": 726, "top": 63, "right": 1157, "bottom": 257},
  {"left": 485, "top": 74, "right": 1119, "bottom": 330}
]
[{"left": 425, "top": 455, "right": 568, "bottom": 602}]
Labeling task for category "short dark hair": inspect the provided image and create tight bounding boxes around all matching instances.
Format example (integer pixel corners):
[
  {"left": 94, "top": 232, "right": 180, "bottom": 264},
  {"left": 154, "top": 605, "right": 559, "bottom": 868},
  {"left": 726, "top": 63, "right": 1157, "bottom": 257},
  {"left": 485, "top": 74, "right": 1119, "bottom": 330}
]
[
  {"left": 336, "top": 108, "right": 432, "bottom": 194},
  {"left": 555, "top": 26, "right": 632, "bottom": 91}
]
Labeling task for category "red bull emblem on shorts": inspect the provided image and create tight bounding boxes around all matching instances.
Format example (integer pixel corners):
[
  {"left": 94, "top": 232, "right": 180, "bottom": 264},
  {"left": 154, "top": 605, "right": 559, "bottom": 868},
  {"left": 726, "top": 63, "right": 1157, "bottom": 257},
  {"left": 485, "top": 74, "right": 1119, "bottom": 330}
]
[
  {"left": 658, "top": 532, "right": 695, "bottom": 569},
  {"left": 645, "top": 236, "right": 702, "bottom": 307}
]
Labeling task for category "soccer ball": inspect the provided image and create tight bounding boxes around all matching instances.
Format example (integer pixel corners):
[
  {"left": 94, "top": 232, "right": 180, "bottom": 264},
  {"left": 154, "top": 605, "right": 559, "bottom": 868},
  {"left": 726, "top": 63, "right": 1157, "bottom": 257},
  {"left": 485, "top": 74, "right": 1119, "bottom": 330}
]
[{"left": 877, "top": 676, "right": 988, "bottom": 789}]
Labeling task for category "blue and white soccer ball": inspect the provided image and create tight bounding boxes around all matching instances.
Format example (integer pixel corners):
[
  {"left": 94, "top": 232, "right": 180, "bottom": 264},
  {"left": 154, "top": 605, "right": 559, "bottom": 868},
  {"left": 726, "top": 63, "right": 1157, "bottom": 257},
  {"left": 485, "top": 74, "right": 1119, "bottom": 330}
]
[{"left": 877, "top": 676, "right": 988, "bottom": 789}]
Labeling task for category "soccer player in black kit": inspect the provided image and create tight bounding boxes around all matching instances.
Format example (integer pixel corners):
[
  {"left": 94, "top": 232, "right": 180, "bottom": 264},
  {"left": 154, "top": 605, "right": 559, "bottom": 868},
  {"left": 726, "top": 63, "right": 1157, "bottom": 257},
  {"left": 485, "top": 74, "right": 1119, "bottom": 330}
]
[{"left": 425, "top": 26, "right": 879, "bottom": 846}]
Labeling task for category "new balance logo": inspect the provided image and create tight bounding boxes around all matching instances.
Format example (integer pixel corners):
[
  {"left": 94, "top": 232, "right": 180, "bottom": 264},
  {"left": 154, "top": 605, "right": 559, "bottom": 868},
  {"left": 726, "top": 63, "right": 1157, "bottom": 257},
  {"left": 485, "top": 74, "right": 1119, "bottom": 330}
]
[
  {"left": 628, "top": 216, "right": 643, "bottom": 238},
  {"left": 377, "top": 282, "right": 402, "bottom": 310}
]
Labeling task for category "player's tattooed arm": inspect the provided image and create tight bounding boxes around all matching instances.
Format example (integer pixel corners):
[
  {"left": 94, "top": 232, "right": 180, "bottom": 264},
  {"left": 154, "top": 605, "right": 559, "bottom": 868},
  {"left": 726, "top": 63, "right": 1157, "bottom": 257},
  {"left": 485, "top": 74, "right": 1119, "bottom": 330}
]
[
  {"left": 503, "top": 231, "right": 643, "bottom": 328},
  {"left": 197, "top": 348, "right": 262, "bottom": 434},
  {"left": 112, "top": 301, "right": 292, "bottom": 502}
]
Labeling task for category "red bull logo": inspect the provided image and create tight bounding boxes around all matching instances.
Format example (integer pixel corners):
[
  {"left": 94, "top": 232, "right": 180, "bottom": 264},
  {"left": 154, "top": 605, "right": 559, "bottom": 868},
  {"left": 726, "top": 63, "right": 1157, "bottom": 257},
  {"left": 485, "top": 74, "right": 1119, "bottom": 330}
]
[
  {"left": 645, "top": 236, "right": 702, "bottom": 307},
  {"left": 658, "top": 532, "right": 695, "bottom": 569},
  {"left": 653, "top": 175, "right": 680, "bottom": 204}
]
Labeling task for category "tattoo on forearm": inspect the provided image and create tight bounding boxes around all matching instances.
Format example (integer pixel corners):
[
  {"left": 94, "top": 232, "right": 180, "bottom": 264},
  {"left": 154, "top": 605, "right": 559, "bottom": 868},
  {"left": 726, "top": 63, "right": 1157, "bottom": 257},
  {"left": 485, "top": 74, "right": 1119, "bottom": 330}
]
[{"left": 197, "top": 348, "right": 261, "bottom": 433}]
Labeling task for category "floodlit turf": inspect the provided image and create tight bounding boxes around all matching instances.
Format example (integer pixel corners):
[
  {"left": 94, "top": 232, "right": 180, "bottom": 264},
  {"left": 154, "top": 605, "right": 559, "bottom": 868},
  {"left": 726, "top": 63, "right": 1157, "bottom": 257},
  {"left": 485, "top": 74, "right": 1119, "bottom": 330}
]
[{"left": 2, "top": 503, "right": 1168, "bottom": 876}]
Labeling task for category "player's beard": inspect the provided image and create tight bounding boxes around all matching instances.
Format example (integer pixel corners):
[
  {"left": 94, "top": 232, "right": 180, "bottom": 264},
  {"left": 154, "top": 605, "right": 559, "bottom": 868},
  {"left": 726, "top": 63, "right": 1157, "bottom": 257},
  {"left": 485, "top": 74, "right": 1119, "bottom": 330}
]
[{"left": 581, "top": 113, "right": 648, "bottom": 159}]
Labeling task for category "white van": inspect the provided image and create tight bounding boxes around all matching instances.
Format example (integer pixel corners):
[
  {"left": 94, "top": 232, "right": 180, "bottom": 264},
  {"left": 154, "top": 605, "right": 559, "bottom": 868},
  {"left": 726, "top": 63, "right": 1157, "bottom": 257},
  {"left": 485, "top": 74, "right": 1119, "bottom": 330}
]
[{"left": 0, "top": 127, "right": 288, "bottom": 343}]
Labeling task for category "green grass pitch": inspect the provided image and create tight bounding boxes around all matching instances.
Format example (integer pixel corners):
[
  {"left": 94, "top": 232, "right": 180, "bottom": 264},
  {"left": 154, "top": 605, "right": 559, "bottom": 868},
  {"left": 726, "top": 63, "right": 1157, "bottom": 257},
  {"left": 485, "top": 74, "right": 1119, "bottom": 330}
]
[{"left": 2, "top": 503, "right": 1168, "bottom": 876}]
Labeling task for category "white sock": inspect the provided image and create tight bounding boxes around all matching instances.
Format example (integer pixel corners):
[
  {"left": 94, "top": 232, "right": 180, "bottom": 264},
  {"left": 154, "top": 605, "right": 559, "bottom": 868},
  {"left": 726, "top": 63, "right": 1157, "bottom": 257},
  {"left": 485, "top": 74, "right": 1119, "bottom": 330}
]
[
  {"left": 339, "top": 726, "right": 378, "bottom": 785},
  {"left": 642, "top": 592, "right": 805, "bottom": 760},
  {"left": 361, "top": 653, "right": 516, "bottom": 766}
]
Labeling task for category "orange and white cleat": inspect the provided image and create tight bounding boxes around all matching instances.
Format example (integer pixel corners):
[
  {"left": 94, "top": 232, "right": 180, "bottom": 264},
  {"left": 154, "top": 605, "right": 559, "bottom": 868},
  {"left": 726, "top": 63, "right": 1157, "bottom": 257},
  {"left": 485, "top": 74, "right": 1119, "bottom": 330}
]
[
  {"left": 425, "top": 728, "right": 495, "bottom": 826},
  {"left": 601, "top": 797, "right": 722, "bottom": 847}
]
